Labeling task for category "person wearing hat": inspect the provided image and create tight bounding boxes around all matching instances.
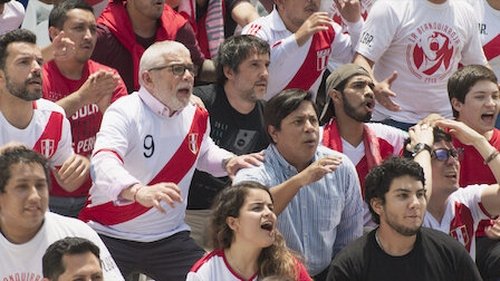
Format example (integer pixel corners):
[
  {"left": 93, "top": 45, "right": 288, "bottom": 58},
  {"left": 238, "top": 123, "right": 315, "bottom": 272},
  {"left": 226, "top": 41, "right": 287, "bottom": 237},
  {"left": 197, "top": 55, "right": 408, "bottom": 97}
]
[{"left": 320, "top": 63, "right": 408, "bottom": 227}]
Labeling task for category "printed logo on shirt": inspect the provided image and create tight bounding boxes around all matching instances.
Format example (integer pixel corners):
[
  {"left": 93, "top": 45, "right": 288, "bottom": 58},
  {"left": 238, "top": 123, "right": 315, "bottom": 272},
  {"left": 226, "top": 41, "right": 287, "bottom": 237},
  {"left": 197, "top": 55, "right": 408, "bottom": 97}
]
[
  {"left": 41, "top": 139, "right": 55, "bottom": 158},
  {"left": 450, "top": 224, "right": 471, "bottom": 250},
  {"left": 406, "top": 22, "right": 460, "bottom": 83},
  {"left": 188, "top": 133, "right": 199, "bottom": 154},
  {"left": 1, "top": 272, "right": 42, "bottom": 281},
  {"left": 316, "top": 48, "right": 331, "bottom": 71},
  {"left": 71, "top": 104, "right": 99, "bottom": 120}
]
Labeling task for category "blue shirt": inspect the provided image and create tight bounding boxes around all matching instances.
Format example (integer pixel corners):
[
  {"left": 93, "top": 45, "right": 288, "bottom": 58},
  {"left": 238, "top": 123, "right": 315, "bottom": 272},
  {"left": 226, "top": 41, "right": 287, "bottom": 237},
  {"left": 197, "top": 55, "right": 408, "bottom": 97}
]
[{"left": 234, "top": 144, "right": 364, "bottom": 275}]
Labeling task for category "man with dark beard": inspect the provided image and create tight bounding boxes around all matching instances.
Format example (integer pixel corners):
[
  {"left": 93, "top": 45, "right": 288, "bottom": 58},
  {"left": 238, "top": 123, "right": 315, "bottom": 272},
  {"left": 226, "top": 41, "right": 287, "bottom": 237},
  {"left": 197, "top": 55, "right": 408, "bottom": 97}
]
[
  {"left": 327, "top": 156, "right": 483, "bottom": 281},
  {"left": 320, "top": 63, "right": 407, "bottom": 226},
  {"left": 0, "top": 29, "right": 90, "bottom": 196}
]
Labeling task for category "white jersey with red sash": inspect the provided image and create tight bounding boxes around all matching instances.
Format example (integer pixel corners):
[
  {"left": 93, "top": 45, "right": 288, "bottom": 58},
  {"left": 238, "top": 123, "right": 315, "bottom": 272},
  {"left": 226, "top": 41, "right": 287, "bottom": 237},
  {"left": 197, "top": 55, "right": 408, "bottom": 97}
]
[
  {"left": 468, "top": 0, "right": 500, "bottom": 78},
  {"left": 80, "top": 88, "right": 232, "bottom": 242},
  {"left": 242, "top": 9, "right": 362, "bottom": 101},
  {"left": 423, "top": 184, "right": 495, "bottom": 260},
  {"left": 0, "top": 98, "right": 73, "bottom": 168}
]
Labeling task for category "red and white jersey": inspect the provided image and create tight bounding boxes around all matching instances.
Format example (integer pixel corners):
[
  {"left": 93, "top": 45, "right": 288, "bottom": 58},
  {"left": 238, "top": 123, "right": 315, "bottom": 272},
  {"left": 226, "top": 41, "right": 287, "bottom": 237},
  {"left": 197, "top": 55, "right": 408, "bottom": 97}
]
[
  {"left": 0, "top": 99, "right": 73, "bottom": 168},
  {"left": 358, "top": 0, "right": 487, "bottom": 124},
  {"left": 321, "top": 0, "right": 375, "bottom": 32},
  {"left": 42, "top": 60, "right": 127, "bottom": 197},
  {"left": 423, "top": 185, "right": 494, "bottom": 260},
  {"left": 187, "top": 249, "right": 312, "bottom": 281},
  {"left": 43, "top": 60, "right": 127, "bottom": 157},
  {"left": 242, "top": 9, "right": 362, "bottom": 100},
  {"left": 454, "top": 129, "right": 500, "bottom": 187},
  {"left": 466, "top": 0, "right": 500, "bottom": 78},
  {"left": 80, "top": 87, "right": 232, "bottom": 242}
]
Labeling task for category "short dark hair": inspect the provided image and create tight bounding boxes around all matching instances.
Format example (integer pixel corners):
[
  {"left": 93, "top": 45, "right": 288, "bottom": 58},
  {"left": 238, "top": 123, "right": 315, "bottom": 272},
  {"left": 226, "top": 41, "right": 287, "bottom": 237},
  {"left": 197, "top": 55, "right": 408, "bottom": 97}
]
[
  {"left": 49, "top": 0, "right": 94, "bottom": 29},
  {"left": 0, "top": 145, "right": 50, "bottom": 193},
  {"left": 215, "top": 35, "right": 270, "bottom": 86},
  {"left": 448, "top": 65, "right": 498, "bottom": 118},
  {"left": 264, "top": 89, "right": 317, "bottom": 143},
  {"left": 365, "top": 156, "right": 425, "bottom": 224},
  {"left": 0, "top": 29, "right": 36, "bottom": 70},
  {"left": 43, "top": 237, "right": 101, "bottom": 280},
  {"left": 402, "top": 126, "right": 452, "bottom": 158}
]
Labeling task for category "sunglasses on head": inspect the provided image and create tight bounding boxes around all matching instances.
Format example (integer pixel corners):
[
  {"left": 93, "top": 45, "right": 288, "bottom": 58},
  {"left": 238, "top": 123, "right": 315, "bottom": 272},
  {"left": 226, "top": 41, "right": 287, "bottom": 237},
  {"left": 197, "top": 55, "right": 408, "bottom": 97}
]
[{"left": 432, "top": 148, "right": 463, "bottom": 162}]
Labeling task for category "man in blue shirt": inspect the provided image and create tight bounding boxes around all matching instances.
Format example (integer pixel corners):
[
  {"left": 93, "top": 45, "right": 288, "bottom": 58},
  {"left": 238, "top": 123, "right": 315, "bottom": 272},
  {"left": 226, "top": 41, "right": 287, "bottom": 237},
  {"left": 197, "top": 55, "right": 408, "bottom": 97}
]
[{"left": 234, "top": 88, "right": 363, "bottom": 280}]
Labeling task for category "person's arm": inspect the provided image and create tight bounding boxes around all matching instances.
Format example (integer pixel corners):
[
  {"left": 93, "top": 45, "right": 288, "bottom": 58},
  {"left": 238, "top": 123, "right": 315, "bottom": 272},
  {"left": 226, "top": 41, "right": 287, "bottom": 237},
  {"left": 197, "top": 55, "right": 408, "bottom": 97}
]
[
  {"left": 269, "top": 155, "right": 342, "bottom": 215},
  {"left": 50, "top": 113, "right": 90, "bottom": 192},
  {"left": 56, "top": 70, "right": 121, "bottom": 116},
  {"left": 406, "top": 122, "right": 434, "bottom": 199},
  {"left": 353, "top": 53, "right": 399, "bottom": 111},
  {"left": 231, "top": 1, "right": 260, "bottom": 27},
  {"left": 435, "top": 119, "right": 500, "bottom": 215}
]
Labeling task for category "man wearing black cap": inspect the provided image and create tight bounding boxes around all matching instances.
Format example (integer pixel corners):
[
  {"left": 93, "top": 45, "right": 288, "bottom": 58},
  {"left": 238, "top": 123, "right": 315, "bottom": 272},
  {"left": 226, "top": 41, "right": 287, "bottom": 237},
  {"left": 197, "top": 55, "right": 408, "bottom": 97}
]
[{"left": 321, "top": 63, "right": 407, "bottom": 226}]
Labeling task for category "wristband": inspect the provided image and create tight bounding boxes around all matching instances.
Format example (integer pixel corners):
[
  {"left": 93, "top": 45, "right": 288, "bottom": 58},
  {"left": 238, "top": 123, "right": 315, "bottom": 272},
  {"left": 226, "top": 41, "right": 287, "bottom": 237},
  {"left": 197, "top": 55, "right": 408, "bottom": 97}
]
[{"left": 484, "top": 150, "right": 499, "bottom": 165}]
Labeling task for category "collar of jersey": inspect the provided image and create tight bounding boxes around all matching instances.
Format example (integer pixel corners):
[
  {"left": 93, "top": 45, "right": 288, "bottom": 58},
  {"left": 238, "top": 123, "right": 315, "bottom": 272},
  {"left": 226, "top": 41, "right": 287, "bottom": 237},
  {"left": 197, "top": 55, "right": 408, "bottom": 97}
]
[{"left": 138, "top": 87, "right": 181, "bottom": 118}]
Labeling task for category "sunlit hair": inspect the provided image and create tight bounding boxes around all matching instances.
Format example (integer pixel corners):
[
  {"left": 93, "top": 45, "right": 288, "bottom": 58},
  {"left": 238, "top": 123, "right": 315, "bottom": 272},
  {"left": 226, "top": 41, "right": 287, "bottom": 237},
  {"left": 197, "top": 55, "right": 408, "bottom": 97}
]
[
  {"left": 138, "top": 40, "right": 190, "bottom": 86},
  {"left": 210, "top": 181, "right": 298, "bottom": 279},
  {"left": 0, "top": 144, "right": 51, "bottom": 192}
]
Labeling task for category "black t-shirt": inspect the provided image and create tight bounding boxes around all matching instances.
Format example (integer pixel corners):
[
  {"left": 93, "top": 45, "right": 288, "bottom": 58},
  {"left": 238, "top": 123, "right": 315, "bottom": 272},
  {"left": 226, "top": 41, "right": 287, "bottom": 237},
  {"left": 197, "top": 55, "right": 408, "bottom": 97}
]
[
  {"left": 327, "top": 227, "right": 482, "bottom": 281},
  {"left": 187, "top": 84, "right": 269, "bottom": 209}
]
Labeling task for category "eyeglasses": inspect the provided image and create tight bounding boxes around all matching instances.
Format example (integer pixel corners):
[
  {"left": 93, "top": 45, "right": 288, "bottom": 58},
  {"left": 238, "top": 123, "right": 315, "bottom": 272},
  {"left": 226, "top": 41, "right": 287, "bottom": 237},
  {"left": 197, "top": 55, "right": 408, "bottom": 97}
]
[
  {"left": 148, "top": 64, "right": 198, "bottom": 76},
  {"left": 432, "top": 148, "right": 463, "bottom": 162}
]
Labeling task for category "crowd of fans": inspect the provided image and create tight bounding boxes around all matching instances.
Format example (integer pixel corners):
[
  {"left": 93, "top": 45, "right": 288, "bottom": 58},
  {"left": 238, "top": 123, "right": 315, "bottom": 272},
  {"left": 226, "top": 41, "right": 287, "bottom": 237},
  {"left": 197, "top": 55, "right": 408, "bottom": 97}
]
[{"left": 1, "top": 0, "right": 499, "bottom": 280}]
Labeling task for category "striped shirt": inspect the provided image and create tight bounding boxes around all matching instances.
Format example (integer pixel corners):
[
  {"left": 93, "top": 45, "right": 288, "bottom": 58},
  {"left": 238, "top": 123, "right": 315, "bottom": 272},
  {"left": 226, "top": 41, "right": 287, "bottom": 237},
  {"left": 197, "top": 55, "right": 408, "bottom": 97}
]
[{"left": 234, "top": 145, "right": 363, "bottom": 275}]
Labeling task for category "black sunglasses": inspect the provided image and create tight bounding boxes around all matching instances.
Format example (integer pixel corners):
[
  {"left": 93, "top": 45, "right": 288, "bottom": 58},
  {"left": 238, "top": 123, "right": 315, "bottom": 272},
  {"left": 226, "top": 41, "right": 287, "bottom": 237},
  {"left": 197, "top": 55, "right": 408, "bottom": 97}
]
[{"left": 432, "top": 148, "right": 463, "bottom": 162}]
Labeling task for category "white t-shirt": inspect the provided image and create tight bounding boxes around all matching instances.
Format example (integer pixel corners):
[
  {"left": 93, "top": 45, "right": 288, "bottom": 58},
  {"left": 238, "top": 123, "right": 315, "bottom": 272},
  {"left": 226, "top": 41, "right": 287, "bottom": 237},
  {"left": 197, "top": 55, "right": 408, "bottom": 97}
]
[
  {"left": 81, "top": 88, "right": 232, "bottom": 242},
  {"left": 423, "top": 185, "right": 492, "bottom": 260},
  {"left": 242, "top": 9, "right": 362, "bottom": 100},
  {"left": 0, "top": 99, "right": 73, "bottom": 168},
  {"left": 0, "top": 0, "right": 25, "bottom": 35},
  {"left": 21, "top": 0, "right": 52, "bottom": 47},
  {"left": 357, "top": 0, "right": 487, "bottom": 123},
  {"left": 0, "top": 212, "right": 124, "bottom": 280},
  {"left": 466, "top": 0, "right": 500, "bottom": 79}
]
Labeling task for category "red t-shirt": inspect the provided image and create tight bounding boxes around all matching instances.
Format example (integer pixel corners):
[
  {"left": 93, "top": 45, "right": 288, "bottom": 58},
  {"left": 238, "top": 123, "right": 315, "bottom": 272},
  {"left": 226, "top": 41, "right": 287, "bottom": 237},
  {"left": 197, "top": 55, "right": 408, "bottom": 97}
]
[{"left": 42, "top": 59, "right": 127, "bottom": 197}]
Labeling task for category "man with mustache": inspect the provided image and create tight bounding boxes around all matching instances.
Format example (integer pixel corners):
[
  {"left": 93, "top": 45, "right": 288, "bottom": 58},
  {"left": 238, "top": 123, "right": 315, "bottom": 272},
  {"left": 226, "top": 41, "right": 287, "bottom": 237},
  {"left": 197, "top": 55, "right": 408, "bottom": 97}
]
[
  {"left": 242, "top": 0, "right": 363, "bottom": 100},
  {"left": 327, "top": 156, "right": 482, "bottom": 281},
  {"left": 79, "top": 40, "right": 262, "bottom": 280},
  {"left": 320, "top": 63, "right": 408, "bottom": 227},
  {"left": 186, "top": 35, "right": 271, "bottom": 250},
  {"left": 41, "top": 0, "right": 127, "bottom": 217},
  {"left": 0, "top": 29, "right": 90, "bottom": 197},
  {"left": 234, "top": 89, "right": 363, "bottom": 280}
]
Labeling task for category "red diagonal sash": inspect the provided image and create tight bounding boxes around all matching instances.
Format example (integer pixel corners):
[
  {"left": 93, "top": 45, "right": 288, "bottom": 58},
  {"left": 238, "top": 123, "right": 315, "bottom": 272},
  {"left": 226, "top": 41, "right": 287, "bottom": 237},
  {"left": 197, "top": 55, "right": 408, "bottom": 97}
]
[
  {"left": 32, "top": 112, "right": 64, "bottom": 159},
  {"left": 284, "top": 27, "right": 334, "bottom": 91},
  {"left": 483, "top": 34, "right": 500, "bottom": 61},
  {"left": 79, "top": 107, "right": 208, "bottom": 225}
]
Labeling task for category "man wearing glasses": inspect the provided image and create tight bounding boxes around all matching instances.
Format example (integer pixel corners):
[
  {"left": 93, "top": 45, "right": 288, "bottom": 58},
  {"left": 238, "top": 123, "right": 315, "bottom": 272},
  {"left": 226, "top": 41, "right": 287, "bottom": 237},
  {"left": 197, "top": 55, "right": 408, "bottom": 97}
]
[
  {"left": 406, "top": 119, "right": 500, "bottom": 265},
  {"left": 79, "top": 40, "right": 262, "bottom": 280}
]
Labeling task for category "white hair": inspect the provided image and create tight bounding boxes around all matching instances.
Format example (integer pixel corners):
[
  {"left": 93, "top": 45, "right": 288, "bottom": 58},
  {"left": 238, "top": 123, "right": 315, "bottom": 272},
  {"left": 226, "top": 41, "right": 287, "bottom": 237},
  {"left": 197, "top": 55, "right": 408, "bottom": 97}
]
[{"left": 138, "top": 40, "right": 190, "bottom": 86}]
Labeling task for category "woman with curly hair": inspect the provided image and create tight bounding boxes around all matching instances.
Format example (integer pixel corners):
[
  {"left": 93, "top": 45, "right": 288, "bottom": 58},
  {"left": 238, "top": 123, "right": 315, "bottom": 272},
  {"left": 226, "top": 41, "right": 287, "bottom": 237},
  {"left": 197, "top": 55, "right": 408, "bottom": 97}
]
[{"left": 186, "top": 181, "right": 311, "bottom": 281}]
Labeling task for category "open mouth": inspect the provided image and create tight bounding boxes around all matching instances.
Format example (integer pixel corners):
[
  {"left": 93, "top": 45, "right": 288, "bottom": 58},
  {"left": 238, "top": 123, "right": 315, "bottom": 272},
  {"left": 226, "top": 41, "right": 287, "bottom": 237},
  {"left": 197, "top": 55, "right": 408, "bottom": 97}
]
[
  {"left": 365, "top": 100, "right": 375, "bottom": 110},
  {"left": 445, "top": 171, "right": 457, "bottom": 180},
  {"left": 481, "top": 113, "right": 495, "bottom": 123},
  {"left": 261, "top": 221, "right": 273, "bottom": 231}
]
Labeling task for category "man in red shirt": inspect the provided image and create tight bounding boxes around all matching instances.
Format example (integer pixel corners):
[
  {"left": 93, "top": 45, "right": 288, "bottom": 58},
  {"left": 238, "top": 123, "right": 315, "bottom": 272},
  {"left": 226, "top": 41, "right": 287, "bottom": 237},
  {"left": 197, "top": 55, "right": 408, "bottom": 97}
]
[{"left": 43, "top": 0, "right": 127, "bottom": 217}]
